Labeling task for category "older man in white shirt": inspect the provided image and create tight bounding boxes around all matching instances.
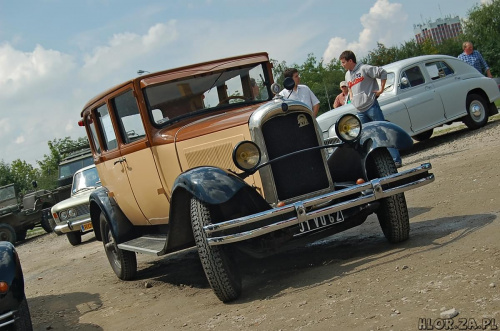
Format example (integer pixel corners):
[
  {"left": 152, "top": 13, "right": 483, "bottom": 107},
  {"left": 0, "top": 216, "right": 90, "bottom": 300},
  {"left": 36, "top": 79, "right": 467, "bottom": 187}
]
[{"left": 279, "top": 68, "right": 320, "bottom": 117}]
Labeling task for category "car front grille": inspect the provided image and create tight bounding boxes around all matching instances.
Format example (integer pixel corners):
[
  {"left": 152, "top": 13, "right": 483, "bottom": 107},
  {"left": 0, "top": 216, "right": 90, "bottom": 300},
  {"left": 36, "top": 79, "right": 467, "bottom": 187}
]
[{"left": 261, "top": 112, "right": 329, "bottom": 201}]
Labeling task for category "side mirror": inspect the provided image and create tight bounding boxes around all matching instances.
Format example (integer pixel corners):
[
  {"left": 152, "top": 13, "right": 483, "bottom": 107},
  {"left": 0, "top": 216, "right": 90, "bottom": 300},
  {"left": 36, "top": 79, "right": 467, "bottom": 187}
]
[
  {"left": 283, "top": 77, "right": 295, "bottom": 91},
  {"left": 32, "top": 180, "right": 38, "bottom": 189},
  {"left": 401, "top": 77, "right": 409, "bottom": 86}
]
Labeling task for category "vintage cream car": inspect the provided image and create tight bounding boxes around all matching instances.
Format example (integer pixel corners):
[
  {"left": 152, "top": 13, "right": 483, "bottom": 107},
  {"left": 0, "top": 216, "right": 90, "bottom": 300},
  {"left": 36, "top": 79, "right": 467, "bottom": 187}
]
[
  {"left": 79, "top": 53, "right": 434, "bottom": 302},
  {"left": 51, "top": 164, "right": 100, "bottom": 246},
  {"left": 317, "top": 55, "right": 500, "bottom": 142}
]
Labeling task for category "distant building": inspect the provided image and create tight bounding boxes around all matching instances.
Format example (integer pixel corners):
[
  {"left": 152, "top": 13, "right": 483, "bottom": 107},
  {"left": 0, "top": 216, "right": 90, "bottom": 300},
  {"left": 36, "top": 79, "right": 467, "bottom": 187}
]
[{"left": 414, "top": 16, "right": 463, "bottom": 45}]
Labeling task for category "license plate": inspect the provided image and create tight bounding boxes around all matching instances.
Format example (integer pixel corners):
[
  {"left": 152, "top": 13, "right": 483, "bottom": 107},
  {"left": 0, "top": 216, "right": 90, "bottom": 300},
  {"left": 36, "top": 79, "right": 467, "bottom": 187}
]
[
  {"left": 297, "top": 211, "right": 344, "bottom": 235},
  {"left": 81, "top": 223, "right": 93, "bottom": 232}
]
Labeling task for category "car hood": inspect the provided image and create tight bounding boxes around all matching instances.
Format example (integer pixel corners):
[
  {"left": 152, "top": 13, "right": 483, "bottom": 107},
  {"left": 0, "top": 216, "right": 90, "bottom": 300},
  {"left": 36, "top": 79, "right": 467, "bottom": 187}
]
[
  {"left": 316, "top": 104, "right": 358, "bottom": 132},
  {"left": 51, "top": 188, "right": 97, "bottom": 213}
]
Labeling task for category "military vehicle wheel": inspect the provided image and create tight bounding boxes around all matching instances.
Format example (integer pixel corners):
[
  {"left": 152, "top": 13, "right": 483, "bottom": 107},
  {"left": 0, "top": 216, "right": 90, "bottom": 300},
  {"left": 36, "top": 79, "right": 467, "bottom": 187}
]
[
  {"left": 67, "top": 232, "right": 82, "bottom": 246},
  {"left": 367, "top": 148, "right": 410, "bottom": 243},
  {"left": 100, "top": 212, "right": 137, "bottom": 280},
  {"left": 190, "top": 197, "right": 242, "bottom": 302},
  {"left": 0, "top": 224, "right": 17, "bottom": 244}
]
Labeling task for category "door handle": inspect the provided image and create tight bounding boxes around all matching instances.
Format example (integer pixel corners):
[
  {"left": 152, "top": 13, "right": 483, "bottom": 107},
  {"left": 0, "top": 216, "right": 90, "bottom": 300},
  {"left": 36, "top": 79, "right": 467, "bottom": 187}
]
[{"left": 113, "top": 157, "right": 126, "bottom": 165}]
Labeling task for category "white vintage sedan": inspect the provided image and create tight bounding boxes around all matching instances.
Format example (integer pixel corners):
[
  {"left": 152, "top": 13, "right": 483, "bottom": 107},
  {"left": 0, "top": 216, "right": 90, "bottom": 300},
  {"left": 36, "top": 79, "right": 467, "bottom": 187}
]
[
  {"left": 51, "top": 164, "right": 100, "bottom": 246},
  {"left": 317, "top": 55, "right": 500, "bottom": 142}
]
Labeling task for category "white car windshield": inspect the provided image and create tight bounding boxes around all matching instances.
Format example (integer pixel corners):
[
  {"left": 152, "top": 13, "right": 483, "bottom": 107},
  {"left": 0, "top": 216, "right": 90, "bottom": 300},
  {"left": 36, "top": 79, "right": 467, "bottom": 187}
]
[{"left": 72, "top": 167, "right": 101, "bottom": 195}]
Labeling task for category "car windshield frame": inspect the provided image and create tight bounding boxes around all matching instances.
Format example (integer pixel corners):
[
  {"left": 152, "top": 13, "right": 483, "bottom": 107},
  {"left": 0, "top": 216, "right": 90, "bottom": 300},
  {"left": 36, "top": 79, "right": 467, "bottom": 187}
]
[
  {"left": 71, "top": 167, "right": 101, "bottom": 195},
  {"left": 143, "top": 62, "right": 272, "bottom": 128}
]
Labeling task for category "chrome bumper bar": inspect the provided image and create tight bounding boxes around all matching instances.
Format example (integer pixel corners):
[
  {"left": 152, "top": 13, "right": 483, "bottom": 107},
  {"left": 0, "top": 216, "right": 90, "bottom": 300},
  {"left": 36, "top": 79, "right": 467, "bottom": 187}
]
[
  {"left": 54, "top": 217, "right": 92, "bottom": 234},
  {"left": 204, "top": 163, "right": 434, "bottom": 246}
]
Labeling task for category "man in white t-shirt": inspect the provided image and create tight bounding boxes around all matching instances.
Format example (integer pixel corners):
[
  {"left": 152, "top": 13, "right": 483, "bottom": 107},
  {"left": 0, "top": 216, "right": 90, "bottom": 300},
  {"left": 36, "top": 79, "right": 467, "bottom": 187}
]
[{"left": 279, "top": 68, "right": 320, "bottom": 117}]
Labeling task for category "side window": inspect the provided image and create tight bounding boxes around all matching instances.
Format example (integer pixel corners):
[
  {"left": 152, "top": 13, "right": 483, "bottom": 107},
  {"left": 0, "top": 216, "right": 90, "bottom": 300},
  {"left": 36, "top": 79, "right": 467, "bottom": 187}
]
[
  {"left": 425, "top": 61, "right": 455, "bottom": 80},
  {"left": 95, "top": 104, "right": 117, "bottom": 151},
  {"left": 87, "top": 115, "right": 102, "bottom": 154},
  {"left": 111, "top": 90, "right": 146, "bottom": 144},
  {"left": 400, "top": 66, "right": 425, "bottom": 89}
]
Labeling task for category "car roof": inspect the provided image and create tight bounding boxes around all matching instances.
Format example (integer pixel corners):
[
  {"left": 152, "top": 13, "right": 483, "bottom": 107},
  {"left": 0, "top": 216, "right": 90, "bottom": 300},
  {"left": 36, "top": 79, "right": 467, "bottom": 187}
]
[
  {"left": 74, "top": 163, "right": 96, "bottom": 175},
  {"left": 382, "top": 54, "right": 457, "bottom": 71}
]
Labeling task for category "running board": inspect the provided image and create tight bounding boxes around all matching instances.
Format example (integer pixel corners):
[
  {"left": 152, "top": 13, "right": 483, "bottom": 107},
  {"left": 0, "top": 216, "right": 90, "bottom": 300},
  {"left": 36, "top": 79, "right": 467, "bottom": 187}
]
[{"left": 117, "top": 235, "right": 167, "bottom": 256}]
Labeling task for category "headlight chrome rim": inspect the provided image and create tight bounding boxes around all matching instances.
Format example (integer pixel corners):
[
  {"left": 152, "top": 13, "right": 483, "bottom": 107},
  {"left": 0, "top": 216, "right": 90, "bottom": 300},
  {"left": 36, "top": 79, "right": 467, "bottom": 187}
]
[
  {"left": 232, "top": 141, "right": 261, "bottom": 172},
  {"left": 335, "top": 114, "right": 362, "bottom": 143}
]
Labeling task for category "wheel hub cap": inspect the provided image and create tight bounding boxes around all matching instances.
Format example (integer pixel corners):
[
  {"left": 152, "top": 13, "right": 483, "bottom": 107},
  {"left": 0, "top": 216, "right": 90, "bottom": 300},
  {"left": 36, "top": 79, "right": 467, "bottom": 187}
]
[{"left": 471, "top": 104, "right": 482, "bottom": 117}]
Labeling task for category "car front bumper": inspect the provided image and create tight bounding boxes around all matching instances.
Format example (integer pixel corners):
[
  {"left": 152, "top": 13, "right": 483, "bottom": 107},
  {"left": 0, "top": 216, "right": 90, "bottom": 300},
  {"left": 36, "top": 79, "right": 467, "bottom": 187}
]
[
  {"left": 54, "top": 216, "right": 92, "bottom": 234},
  {"left": 204, "top": 163, "right": 434, "bottom": 246}
]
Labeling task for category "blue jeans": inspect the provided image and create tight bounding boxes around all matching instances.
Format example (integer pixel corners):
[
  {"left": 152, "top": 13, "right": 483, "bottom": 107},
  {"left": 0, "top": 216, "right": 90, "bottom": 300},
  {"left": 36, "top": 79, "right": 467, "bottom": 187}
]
[{"left": 357, "top": 100, "right": 402, "bottom": 164}]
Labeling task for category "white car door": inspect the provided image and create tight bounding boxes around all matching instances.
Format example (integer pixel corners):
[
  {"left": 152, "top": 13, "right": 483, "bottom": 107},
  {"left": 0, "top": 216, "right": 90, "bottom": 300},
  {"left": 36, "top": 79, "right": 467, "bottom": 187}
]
[
  {"left": 424, "top": 60, "right": 465, "bottom": 120},
  {"left": 397, "top": 65, "right": 446, "bottom": 134}
]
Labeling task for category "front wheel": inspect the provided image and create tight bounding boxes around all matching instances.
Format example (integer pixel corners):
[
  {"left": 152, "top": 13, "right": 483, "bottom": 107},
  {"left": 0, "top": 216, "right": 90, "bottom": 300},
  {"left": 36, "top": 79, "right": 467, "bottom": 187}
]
[
  {"left": 413, "top": 128, "right": 433, "bottom": 142},
  {"left": 0, "top": 223, "right": 17, "bottom": 244},
  {"left": 463, "top": 94, "right": 488, "bottom": 129},
  {"left": 100, "top": 212, "right": 137, "bottom": 280},
  {"left": 367, "top": 148, "right": 409, "bottom": 243},
  {"left": 190, "top": 198, "right": 241, "bottom": 302},
  {"left": 66, "top": 232, "right": 82, "bottom": 246}
]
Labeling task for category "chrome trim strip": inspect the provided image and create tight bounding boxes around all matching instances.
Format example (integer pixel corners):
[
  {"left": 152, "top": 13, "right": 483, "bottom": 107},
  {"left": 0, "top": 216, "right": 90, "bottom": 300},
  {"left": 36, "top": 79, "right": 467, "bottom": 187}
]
[{"left": 204, "top": 163, "right": 434, "bottom": 245}]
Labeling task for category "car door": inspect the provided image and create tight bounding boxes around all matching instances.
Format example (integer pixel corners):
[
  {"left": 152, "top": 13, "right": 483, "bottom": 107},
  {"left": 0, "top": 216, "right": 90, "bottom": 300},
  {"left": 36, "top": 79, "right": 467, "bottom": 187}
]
[
  {"left": 423, "top": 60, "right": 465, "bottom": 119},
  {"left": 109, "top": 88, "right": 171, "bottom": 226},
  {"left": 377, "top": 72, "right": 413, "bottom": 134},
  {"left": 87, "top": 103, "right": 150, "bottom": 226},
  {"left": 397, "top": 64, "right": 445, "bottom": 134}
]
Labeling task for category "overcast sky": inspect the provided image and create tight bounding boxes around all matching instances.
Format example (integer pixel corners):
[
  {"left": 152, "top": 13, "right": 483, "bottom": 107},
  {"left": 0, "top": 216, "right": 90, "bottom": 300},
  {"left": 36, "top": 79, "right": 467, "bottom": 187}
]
[{"left": 0, "top": 0, "right": 485, "bottom": 167}]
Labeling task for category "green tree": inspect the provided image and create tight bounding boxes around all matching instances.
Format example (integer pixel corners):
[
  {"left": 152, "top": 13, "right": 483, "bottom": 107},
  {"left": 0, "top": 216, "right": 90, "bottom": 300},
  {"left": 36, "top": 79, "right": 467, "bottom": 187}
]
[
  {"left": 462, "top": 0, "right": 500, "bottom": 73},
  {"left": 36, "top": 137, "right": 89, "bottom": 189}
]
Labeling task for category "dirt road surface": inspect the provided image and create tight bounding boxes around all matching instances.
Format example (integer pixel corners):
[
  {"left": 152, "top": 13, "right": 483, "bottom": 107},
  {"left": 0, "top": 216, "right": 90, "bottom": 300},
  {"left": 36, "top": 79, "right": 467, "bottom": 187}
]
[{"left": 17, "top": 116, "right": 500, "bottom": 331}]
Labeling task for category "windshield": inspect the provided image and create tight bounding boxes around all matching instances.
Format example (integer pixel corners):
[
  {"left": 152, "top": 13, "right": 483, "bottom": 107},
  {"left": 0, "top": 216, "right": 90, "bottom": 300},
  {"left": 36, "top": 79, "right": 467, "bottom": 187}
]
[
  {"left": 59, "top": 156, "right": 94, "bottom": 179},
  {"left": 144, "top": 63, "right": 270, "bottom": 126},
  {"left": 71, "top": 167, "right": 101, "bottom": 195},
  {"left": 0, "top": 185, "right": 16, "bottom": 202}
]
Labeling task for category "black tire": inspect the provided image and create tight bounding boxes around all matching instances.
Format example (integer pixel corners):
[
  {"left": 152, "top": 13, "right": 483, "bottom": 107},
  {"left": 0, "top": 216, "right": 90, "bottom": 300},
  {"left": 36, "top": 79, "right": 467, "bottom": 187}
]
[
  {"left": 16, "top": 229, "right": 28, "bottom": 241},
  {"left": 40, "top": 212, "right": 54, "bottom": 233},
  {"left": 190, "top": 198, "right": 241, "bottom": 302},
  {"left": 14, "top": 295, "right": 33, "bottom": 331},
  {"left": 66, "top": 232, "right": 82, "bottom": 246},
  {"left": 463, "top": 94, "right": 488, "bottom": 129},
  {"left": 0, "top": 223, "right": 17, "bottom": 244},
  {"left": 367, "top": 148, "right": 410, "bottom": 243},
  {"left": 99, "top": 212, "right": 137, "bottom": 280},
  {"left": 413, "top": 128, "right": 433, "bottom": 142}
]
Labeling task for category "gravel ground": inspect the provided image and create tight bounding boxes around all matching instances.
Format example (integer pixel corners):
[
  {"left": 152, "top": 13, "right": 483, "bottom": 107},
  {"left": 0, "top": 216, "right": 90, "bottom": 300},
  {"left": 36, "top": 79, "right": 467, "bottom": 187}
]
[{"left": 15, "top": 114, "right": 500, "bottom": 331}]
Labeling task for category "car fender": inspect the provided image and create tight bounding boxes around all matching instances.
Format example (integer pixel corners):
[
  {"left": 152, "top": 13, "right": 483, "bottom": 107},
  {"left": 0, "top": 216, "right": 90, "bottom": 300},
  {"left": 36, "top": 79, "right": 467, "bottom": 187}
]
[
  {"left": 0, "top": 241, "right": 24, "bottom": 308},
  {"left": 360, "top": 121, "right": 413, "bottom": 153},
  {"left": 166, "top": 166, "right": 270, "bottom": 252},
  {"left": 89, "top": 187, "right": 134, "bottom": 243},
  {"left": 172, "top": 167, "right": 249, "bottom": 205}
]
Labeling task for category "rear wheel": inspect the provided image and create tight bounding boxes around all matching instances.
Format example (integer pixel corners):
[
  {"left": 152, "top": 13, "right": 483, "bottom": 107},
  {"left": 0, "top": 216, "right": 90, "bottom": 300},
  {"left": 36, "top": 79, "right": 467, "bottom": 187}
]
[
  {"left": 190, "top": 197, "right": 241, "bottom": 302},
  {"left": 367, "top": 148, "right": 409, "bottom": 243},
  {"left": 463, "top": 94, "right": 488, "bottom": 129},
  {"left": 0, "top": 224, "right": 17, "bottom": 244},
  {"left": 100, "top": 212, "right": 137, "bottom": 280},
  {"left": 66, "top": 232, "right": 82, "bottom": 246}
]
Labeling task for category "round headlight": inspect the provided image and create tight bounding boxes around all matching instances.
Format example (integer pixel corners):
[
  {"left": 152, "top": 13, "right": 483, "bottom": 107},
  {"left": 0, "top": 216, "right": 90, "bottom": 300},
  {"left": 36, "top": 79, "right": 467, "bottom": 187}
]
[
  {"left": 68, "top": 208, "right": 77, "bottom": 218},
  {"left": 335, "top": 114, "right": 362, "bottom": 142},
  {"left": 60, "top": 211, "right": 68, "bottom": 221},
  {"left": 232, "top": 141, "right": 261, "bottom": 171}
]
